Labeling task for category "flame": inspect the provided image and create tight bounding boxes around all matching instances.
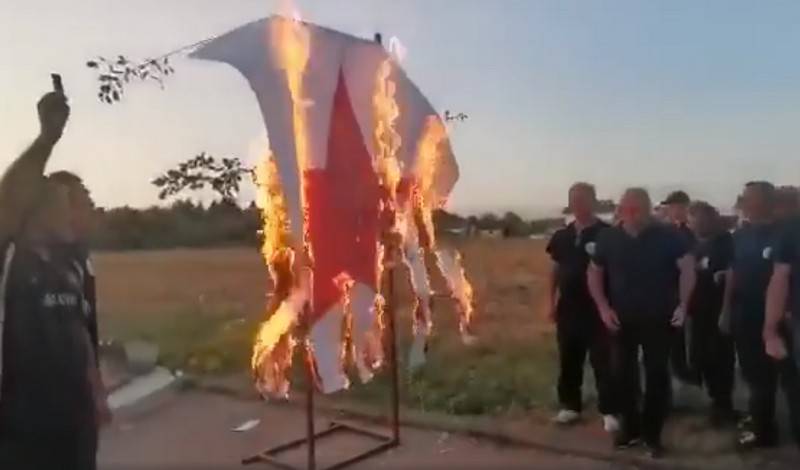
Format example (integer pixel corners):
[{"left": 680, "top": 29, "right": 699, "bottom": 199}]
[
  {"left": 435, "top": 248, "right": 476, "bottom": 344},
  {"left": 271, "top": 11, "right": 312, "bottom": 246},
  {"left": 373, "top": 58, "right": 403, "bottom": 205},
  {"left": 250, "top": 152, "right": 303, "bottom": 399},
  {"left": 414, "top": 116, "right": 447, "bottom": 249}
]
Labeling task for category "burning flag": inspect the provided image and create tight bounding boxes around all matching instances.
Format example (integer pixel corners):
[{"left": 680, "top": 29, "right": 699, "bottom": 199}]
[{"left": 192, "top": 16, "right": 460, "bottom": 397}]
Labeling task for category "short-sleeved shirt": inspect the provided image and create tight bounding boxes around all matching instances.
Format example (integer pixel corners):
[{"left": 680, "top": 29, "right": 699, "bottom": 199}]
[
  {"left": 64, "top": 244, "right": 98, "bottom": 357},
  {"left": 689, "top": 231, "right": 734, "bottom": 318},
  {"left": 546, "top": 220, "right": 609, "bottom": 316},
  {"left": 731, "top": 222, "right": 778, "bottom": 321},
  {"left": 0, "top": 241, "right": 95, "bottom": 436},
  {"left": 592, "top": 222, "right": 689, "bottom": 319},
  {"left": 775, "top": 216, "right": 800, "bottom": 321}
]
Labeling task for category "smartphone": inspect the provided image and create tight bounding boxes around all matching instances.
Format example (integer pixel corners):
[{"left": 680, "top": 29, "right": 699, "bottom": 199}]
[{"left": 51, "top": 73, "right": 63, "bottom": 94}]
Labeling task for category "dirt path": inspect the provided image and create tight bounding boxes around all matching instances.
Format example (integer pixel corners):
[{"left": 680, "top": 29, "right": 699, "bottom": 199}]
[{"left": 99, "top": 390, "right": 631, "bottom": 470}]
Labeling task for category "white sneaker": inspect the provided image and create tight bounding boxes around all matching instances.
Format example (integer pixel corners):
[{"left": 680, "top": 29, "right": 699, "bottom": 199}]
[
  {"left": 553, "top": 409, "right": 580, "bottom": 425},
  {"left": 603, "top": 415, "right": 621, "bottom": 433}
]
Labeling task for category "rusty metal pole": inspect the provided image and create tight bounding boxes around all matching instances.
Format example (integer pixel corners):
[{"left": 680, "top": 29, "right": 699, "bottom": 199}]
[
  {"left": 386, "top": 267, "right": 400, "bottom": 443},
  {"left": 304, "top": 304, "right": 316, "bottom": 470},
  {"left": 374, "top": 28, "right": 400, "bottom": 445}
]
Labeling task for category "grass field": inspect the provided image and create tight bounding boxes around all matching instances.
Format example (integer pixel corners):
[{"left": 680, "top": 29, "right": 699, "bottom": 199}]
[{"left": 95, "top": 238, "right": 562, "bottom": 416}]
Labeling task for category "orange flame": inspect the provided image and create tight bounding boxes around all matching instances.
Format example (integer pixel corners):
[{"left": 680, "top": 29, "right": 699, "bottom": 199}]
[
  {"left": 414, "top": 116, "right": 447, "bottom": 249},
  {"left": 435, "top": 248, "right": 476, "bottom": 344},
  {"left": 271, "top": 12, "right": 312, "bottom": 247},
  {"left": 373, "top": 58, "right": 402, "bottom": 206},
  {"left": 251, "top": 152, "right": 305, "bottom": 399},
  {"left": 250, "top": 5, "right": 315, "bottom": 399}
]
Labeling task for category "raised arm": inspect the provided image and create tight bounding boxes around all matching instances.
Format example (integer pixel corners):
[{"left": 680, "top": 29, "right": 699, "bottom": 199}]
[{"left": 0, "top": 92, "right": 70, "bottom": 241}]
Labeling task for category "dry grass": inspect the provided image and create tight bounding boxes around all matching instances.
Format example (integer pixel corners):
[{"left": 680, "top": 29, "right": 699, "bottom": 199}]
[{"left": 95, "top": 239, "right": 561, "bottom": 415}]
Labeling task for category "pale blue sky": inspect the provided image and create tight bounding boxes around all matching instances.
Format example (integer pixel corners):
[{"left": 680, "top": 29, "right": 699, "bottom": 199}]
[{"left": 2, "top": 0, "right": 800, "bottom": 217}]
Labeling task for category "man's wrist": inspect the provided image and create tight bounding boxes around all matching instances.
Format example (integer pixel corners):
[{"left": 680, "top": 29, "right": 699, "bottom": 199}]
[{"left": 35, "top": 132, "right": 59, "bottom": 148}]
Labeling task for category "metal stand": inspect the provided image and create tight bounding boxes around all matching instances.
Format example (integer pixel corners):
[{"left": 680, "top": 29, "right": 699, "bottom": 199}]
[{"left": 242, "top": 270, "right": 401, "bottom": 470}]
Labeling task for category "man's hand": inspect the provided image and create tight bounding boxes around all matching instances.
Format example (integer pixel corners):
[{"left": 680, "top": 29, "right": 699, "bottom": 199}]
[
  {"left": 671, "top": 305, "right": 687, "bottom": 327},
  {"left": 37, "top": 92, "right": 70, "bottom": 145},
  {"left": 599, "top": 305, "right": 620, "bottom": 333},
  {"left": 764, "top": 330, "right": 788, "bottom": 361}
]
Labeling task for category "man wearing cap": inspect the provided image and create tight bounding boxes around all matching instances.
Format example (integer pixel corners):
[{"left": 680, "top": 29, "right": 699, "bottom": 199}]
[
  {"left": 546, "top": 182, "right": 618, "bottom": 432},
  {"left": 588, "top": 188, "right": 696, "bottom": 458},
  {"left": 721, "top": 181, "right": 800, "bottom": 449}
]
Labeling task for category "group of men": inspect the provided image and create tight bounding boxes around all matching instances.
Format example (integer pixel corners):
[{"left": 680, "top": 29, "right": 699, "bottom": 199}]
[
  {"left": 547, "top": 182, "right": 800, "bottom": 459},
  {"left": 0, "top": 91, "right": 109, "bottom": 470}
]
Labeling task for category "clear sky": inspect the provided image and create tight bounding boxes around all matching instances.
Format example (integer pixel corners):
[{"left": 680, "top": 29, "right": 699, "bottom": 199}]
[{"left": 2, "top": 0, "right": 800, "bottom": 217}]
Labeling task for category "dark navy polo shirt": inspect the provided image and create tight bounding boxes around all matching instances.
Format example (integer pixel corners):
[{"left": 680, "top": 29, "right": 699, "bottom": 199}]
[
  {"left": 689, "top": 232, "right": 733, "bottom": 318},
  {"left": 546, "top": 220, "right": 609, "bottom": 315},
  {"left": 0, "top": 242, "right": 95, "bottom": 435},
  {"left": 592, "top": 222, "right": 689, "bottom": 319},
  {"left": 731, "top": 222, "right": 778, "bottom": 321},
  {"left": 775, "top": 216, "right": 800, "bottom": 321}
]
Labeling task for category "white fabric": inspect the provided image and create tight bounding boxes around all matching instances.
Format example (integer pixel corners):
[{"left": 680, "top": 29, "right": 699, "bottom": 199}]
[
  {"left": 191, "top": 16, "right": 459, "bottom": 239},
  {"left": 349, "top": 282, "right": 382, "bottom": 383},
  {"left": 308, "top": 301, "right": 349, "bottom": 394}
]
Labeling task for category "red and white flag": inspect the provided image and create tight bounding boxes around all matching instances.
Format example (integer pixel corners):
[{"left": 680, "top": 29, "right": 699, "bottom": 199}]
[{"left": 192, "top": 16, "right": 458, "bottom": 393}]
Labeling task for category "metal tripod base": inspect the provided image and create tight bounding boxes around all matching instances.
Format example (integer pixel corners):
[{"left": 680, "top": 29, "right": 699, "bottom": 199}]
[{"left": 242, "top": 421, "right": 398, "bottom": 470}]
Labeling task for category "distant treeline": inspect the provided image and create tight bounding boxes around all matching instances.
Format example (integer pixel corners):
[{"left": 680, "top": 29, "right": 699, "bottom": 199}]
[{"left": 88, "top": 201, "right": 563, "bottom": 250}]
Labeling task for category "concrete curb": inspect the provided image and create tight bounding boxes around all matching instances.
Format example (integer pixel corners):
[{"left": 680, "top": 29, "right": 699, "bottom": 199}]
[{"left": 108, "top": 367, "right": 178, "bottom": 411}]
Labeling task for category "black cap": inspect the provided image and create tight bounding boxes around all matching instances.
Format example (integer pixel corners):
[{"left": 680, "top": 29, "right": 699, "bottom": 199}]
[{"left": 662, "top": 190, "right": 690, "bottom": 205}]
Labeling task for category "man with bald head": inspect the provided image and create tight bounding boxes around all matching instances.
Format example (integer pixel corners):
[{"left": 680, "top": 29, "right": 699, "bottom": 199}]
[{"left": 588, "top": 188, "right": 696, "bottom": 458}]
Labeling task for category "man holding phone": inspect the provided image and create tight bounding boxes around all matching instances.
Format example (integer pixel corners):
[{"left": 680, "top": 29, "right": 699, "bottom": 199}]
[{"left": 0, "top": 80, "right": 104, "bottom": 469}]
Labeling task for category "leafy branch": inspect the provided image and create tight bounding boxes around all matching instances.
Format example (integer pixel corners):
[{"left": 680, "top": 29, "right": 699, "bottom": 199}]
[
  {"left": 152, "top": 153, "right": 254, "bottom": 202},
  {"left": 86, "top": 55, "right": 176, "bottom": 104}
]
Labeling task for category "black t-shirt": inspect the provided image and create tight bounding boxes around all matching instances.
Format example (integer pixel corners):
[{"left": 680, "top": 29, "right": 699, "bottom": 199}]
[
  {"left": 0, "top": 242, "right": 95, "bottom": 435},
  {"left": 592, "top": 222, "right": 689, "bottom": 318},
  {"left": 775, "top": 216, "right": 800, "bottom": 321},
  {"left": 65, "top": 244, "right": 98, "bottom": 357},
  {"left": 546, "top": 220, "right": 609, "bottom": 313},
  {"left": 689, "top": 231, "right": 734, "bottom": 318},
  {"left": 731, "top": 222, "right": 778, "bottom": 319}
]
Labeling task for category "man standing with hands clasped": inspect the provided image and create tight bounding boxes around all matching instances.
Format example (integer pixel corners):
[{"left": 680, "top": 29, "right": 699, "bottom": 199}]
[
  {"left": 546, "top": 183, "right": 618, "bottom": 433},
  {"left": 588, "top": 188, "right": 696, "bottom": 459}
]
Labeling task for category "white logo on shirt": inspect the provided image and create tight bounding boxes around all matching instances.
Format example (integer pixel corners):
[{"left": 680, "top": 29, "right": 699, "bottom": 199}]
[
  {"left": 585, "top": 242, "right": 597, "bottom": 256},
  {"left": 699, "top": 257, "right": 710, "bottom": 270},
  {"left": 763, "top": 247, "right": 773, "bottom": 260},
  {"left": 42, "top": 292, "right": 79, "bottom": 308}
]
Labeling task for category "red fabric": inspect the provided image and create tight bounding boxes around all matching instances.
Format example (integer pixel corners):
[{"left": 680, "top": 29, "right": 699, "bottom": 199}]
[{"left": 304, "top": 70, "right": 381, "bottom": 321}]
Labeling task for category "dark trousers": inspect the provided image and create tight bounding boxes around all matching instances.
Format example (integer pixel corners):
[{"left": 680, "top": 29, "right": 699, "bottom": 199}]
[
  {"left": 556, "top": 312, "right": 617, "bottom": 415},
  {"left": 616, "top": 316, "right": 672, "bottom": 444},
  {"left": 0, "top": 427, "right": 97, "bottom": 470},
  {"left": 734, "top": 321, "right": 800, "bottom": 444},
  {"left": 670, "top": 325, "right": 699, "bottom": 384},
  {"left": 688, "top": 311, "right": 736, "bottom": 409}
]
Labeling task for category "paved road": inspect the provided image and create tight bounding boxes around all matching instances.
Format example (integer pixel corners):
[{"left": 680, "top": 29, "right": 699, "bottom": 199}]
[{"left": 99, "top": 390, "right": 634, "bottom": 470}]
